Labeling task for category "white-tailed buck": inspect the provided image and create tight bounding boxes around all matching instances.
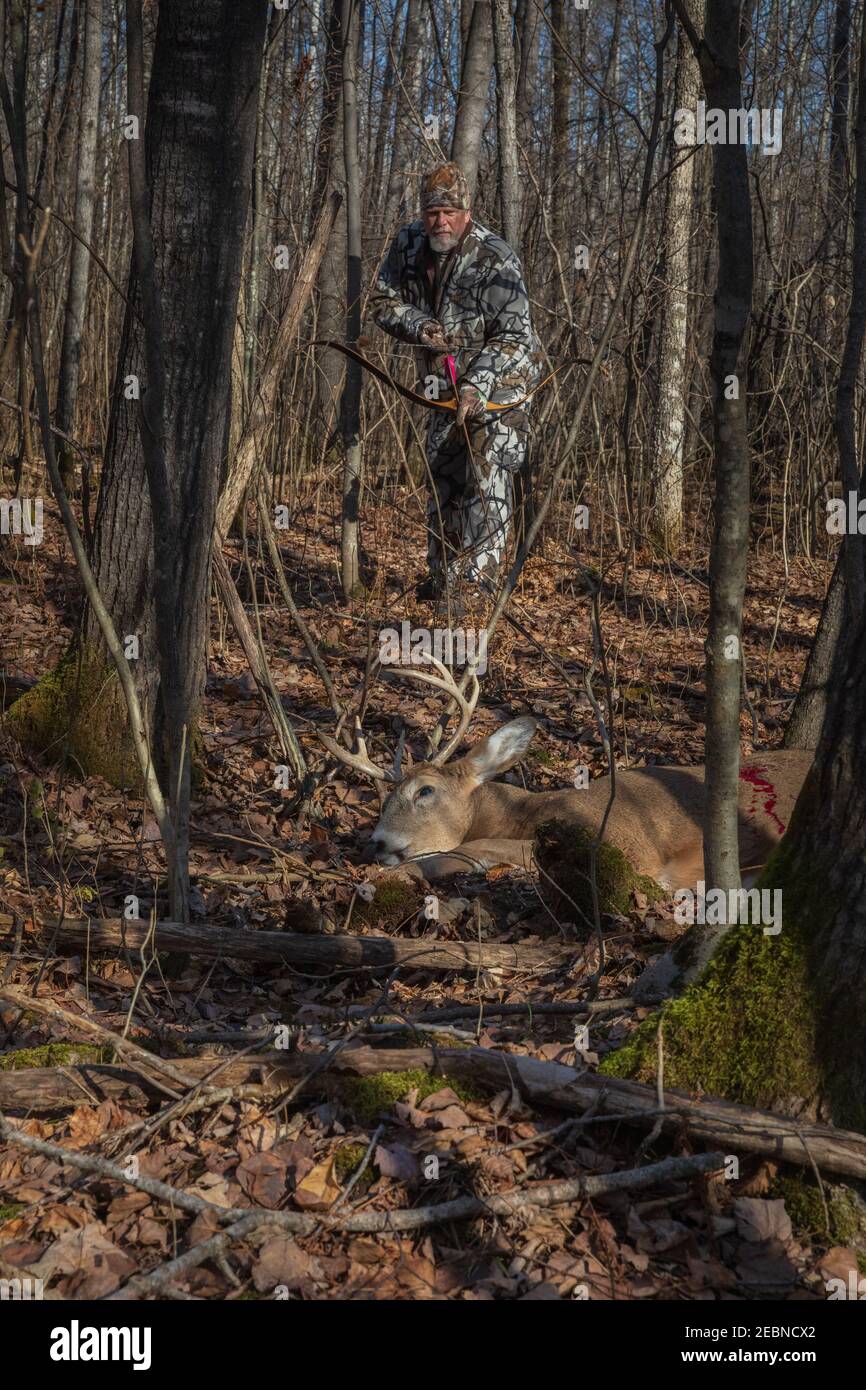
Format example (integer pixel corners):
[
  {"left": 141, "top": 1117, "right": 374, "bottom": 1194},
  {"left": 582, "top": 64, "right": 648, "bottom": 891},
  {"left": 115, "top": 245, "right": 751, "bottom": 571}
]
[{"left": 321, "top": 659, "right": 812, "bottom": 890}]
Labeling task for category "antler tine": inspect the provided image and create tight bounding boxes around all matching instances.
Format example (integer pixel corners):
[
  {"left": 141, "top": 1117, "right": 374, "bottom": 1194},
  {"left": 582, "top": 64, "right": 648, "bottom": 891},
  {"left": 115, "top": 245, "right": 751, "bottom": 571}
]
[
  {"left": 318, "top": 713, "right": 398, "bottom": 784},
  {"left": 383, "top": 657, "right": 481, "bottom": 765},
  {"left": 433, "top": 662, "right": 480, "bottom": 764},
  {"left": 318, "top": 731, "right": 393, "bottom": 782},
  {"left": 392, "top": 723, "right": 406, "bottom": 780}
]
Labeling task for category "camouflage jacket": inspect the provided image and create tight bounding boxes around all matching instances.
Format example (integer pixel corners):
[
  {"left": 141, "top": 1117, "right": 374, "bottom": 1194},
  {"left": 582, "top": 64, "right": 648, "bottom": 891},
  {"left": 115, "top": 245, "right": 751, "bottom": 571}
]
[{"left": 369, "top": 219, "right": 540, "bottom": 406}]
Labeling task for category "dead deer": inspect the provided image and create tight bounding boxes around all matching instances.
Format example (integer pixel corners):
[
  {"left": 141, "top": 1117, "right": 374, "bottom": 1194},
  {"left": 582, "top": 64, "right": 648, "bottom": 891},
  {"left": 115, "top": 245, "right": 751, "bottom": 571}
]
[{"left": 321, "top": 659, "right": 812, "bottom": 889}]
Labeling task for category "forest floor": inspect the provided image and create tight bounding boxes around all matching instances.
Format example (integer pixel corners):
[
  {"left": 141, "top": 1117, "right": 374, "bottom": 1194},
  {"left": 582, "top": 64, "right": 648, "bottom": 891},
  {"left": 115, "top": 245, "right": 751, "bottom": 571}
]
[{"left": 0, "top": 488, "right": 856, "bottom": 1301}]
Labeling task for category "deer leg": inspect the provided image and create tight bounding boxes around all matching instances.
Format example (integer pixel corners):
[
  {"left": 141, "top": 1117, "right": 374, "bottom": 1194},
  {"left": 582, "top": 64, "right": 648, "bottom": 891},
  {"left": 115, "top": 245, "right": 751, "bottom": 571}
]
[{"left": 409, "top": 838, "right": 534, "bottom": 880}]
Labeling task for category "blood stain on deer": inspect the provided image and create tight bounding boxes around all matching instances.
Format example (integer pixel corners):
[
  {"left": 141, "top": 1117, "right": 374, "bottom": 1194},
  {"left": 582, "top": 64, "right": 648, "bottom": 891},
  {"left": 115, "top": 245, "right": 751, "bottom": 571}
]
[{"left": 739, "top": 764, "right": 786, "bottom": 837}]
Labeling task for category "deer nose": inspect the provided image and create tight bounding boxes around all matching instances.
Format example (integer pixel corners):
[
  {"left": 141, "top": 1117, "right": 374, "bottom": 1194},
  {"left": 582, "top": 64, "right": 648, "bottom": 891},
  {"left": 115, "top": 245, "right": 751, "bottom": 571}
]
[{"left": 360, "top": 839, "right": 380, "bottom": 863}]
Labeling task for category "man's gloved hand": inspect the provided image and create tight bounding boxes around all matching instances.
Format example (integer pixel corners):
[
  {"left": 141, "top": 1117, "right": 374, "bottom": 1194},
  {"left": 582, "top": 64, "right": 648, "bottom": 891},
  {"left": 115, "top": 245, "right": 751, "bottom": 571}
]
[
  {"left": 456, "top": 385, "right": 486, "bottom": 426},
  {"left": 419, "top": 319, "right": 450, "bottom": 352}
]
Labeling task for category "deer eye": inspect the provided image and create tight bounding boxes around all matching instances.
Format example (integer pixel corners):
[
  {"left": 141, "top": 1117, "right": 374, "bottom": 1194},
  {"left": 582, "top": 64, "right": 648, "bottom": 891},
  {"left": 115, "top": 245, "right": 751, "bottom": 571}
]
[{"left": 416, "top": 785, "right": 435, "bottom": 800}]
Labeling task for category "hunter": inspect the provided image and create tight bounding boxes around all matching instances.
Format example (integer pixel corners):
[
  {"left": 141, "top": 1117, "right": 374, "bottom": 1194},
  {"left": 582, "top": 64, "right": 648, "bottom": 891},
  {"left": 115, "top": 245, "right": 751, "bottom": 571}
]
[{"left": 370, "top": 161, "right": 540, "bottom": 601}]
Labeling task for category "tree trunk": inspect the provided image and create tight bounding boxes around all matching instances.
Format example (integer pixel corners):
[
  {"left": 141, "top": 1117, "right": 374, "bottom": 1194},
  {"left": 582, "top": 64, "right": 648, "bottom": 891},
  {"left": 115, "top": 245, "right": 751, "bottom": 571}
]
[
  {"left": 612, "top": 8, "right": 866, "bottom": 1133},
  {"left": 784, "top": 551, "right": 849, "bottom": 749},
  {"left": 8, "top": 1, "right": 267, "bottom": 800},
  {"left": 785, "top": 11, "right": 866, "bottom": 750},
  {"left": 649, "top": 7, "right": 702, "bottom": 551},
  {"left": 515, "top": 0, "right": 540, "bottom": 150},
  {"left": 55, "top": 0, "right": 102, "bottom": 489},
  {"left": 312, "top": 0, "right": 347, "bottom": 426},
  {"left": 450, "top": 0, "right": 493, "bottom": 199},
  {"left": 835, "top": 6, "right": 866, "bottom": 619},
  {"left": 549, "top": 0, "right": 570, "bottom": 255},
  {"left": 698, "top": 0, "right": 754, "bottom": 933},
  {"left": 382, "top": 0, "right": 425, "bottom": 230},
  {"left": 340, "top": 0, "right": 363, "bottom": 599},
  {"left": 492, "top": 0, "right": 520, "bottom": 253}
]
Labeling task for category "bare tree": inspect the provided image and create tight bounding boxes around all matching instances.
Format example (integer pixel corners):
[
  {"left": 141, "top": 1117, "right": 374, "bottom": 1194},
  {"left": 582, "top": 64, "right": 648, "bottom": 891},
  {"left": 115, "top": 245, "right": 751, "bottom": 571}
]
[
  {"left": 650, "top": 3, "right": 703, "bottom": 552},
  {"left": 492, "top": 0, "right": 520, "bottom": 253},
  {"left": 55, "top": 0, "right": 102, "bottom": 491},
  {"left": 451, "top": 0, "right": 493, "bottom": 198},
  {"left": 676, "top": 0, "right": 754, "bottom": 977},
  {"left": 341, "top": 0, "right": 363, "bottom": 598}
]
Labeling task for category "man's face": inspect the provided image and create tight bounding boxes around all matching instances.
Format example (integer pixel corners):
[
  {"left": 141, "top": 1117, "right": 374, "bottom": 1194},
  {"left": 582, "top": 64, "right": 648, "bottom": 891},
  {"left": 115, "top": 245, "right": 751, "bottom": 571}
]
[{"left": 423, "top": 205, "right": 471, "bottom": 253}]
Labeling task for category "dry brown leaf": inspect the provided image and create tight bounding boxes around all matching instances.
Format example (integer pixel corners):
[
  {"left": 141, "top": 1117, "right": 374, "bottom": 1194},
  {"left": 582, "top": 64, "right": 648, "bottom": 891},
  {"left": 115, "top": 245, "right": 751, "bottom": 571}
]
[{"left": 293, "top": 1155, "right": 341, "bottom": 1211}]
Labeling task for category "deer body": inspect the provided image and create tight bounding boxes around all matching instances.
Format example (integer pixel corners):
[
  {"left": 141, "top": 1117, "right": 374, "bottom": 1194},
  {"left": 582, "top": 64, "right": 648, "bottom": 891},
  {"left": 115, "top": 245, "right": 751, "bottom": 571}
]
[{"left": 365, "top": 717, "right": 812, "bottom": 889}]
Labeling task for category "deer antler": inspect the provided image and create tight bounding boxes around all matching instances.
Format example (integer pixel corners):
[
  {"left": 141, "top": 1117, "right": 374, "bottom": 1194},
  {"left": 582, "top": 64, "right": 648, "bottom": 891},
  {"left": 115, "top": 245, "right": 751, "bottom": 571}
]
[
  {"left": 318, "top": 658, "right": 480, "bottom": 785},
  {"left": 388, "top": 656, "right": 481, "bottom": 764},
  {"left": 318, "top": 714, "right": 398, "bottom": 785}
]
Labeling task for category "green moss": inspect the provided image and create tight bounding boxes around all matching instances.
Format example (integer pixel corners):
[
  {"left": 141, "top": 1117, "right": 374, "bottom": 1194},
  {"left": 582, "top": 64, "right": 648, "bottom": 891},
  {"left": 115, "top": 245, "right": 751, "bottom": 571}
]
[
  {"left": 527, "top": 748, "right": 553, "bottom": 767},
  {"left": 4, "top": 645, "right": 141, "bottom": 788},
  {"left": 0, "top": 1202, "right": 25, "bottom": 1222},
  {"left": 771, "top": 1175, "right": 866, "bottom": 1245},
  {"left": 599, "top": 915, "right": 819, "bottom": 1106},
  {"left": 0, "top": 1043, "right": 114, "bottom": 1070},
  {"left": 598, "top": 836, "right": 844, "bottom": 1119},
  {"left": 334, "top": 1142, "right": 375, "bottom": 1190},
  {"left": 4, "top": 643, "right": 205, "bottom": 792},
  {"left": 534, "top": 818, "right": 664, "bottom": 928},
  {"left": 353, "top": 877, "right": 422, "bottom": 931},
  {"left": 341, "top": 1068, "right": 480, "bottom": 1124}
]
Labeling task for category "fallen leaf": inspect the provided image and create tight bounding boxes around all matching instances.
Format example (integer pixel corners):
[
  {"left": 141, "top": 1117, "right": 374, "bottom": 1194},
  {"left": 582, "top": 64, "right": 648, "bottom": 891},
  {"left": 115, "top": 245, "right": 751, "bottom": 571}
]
[
  {"left": 733, "top": 1196, "right": 792, "bottom": 1244},
  {"left": 252, "top": 1234, "right": 321, "bottom": 1293},
  {"left": 293, "top": 1156, "right": 341, "bottom": 1211}
]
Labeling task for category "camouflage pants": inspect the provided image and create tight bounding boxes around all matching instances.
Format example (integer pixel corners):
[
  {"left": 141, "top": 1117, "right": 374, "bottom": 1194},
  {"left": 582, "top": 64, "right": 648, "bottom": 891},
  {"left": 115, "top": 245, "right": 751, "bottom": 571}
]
[{"left": 425, "top": 406, "right": 529, "bottom": 589}]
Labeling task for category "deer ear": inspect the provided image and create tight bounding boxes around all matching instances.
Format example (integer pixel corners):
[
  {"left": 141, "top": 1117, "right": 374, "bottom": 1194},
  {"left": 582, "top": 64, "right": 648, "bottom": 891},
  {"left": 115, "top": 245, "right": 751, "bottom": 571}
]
[{"left": 461, "top": 717, "right": 538, "bottom": 783}]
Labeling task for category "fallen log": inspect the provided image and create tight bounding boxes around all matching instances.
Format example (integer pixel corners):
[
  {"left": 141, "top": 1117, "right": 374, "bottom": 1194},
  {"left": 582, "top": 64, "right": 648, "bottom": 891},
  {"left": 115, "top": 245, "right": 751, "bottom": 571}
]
[
  {"left": 0, "top": 912, "right": 574, "bottom": 974},
  {"left": 2, "top": 1043, "right": 864, "bottom": 1182}
]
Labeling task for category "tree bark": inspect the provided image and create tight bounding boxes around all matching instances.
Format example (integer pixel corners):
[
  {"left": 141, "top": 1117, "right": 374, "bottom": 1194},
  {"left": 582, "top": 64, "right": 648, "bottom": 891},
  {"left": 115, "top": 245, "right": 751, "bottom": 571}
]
[
  {"left": 835, "top": 6, "right": 866, "bottom": 619},
  {"left": 696, "top": 0, "right": 754, "bottom": 928},
  {"left": 784, "top": 550, "right": 848, "bottom": 750},
  {"left": 619, "top": 4, "right": 866, "bottom": 1129},
  {"left": 450, "top": 0, "right": 493, "bottom": 199},
  {"left": 6, "top": 3, "right": 267, "bottom": 801},
  {"left": 650, "top": 7, "right": 703, "bottom": 551},
  {"left": 312, "top": 0, "right": 348, "bottom": 425},
  {"left": 382, "top": 0, "right": 425, "bottom": 230},
  {"left": 515, "top": 0, "right": 540, "bottom": 150},
  {"left": 340, "top": 0, "right": 363, "bottom": 598},
  {"left": 492, "top": 0, "right": 521, "bottom": 253},
  {"left": 55, "top": 0, "right": 102, "bottom": 487},
  {"left": 786, "top": 11, "right": 866, "bottom": 749},
  {"left": 549, "top": 0, "right": 570, "bottom": 254}
]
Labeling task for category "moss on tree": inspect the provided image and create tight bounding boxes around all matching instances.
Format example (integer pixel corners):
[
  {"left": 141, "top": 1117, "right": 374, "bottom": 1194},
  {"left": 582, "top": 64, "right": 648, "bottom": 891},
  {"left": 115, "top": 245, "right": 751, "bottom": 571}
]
[
  {"left": 534, "top": 818, "right": 664, "bottom": 930},
  {"left": 4, "top": 645, "right": 141, "bottom": 788},
  {"left": 598, "top": 836, "right": 860, "bottom": 1125},
  {"left": 4, "top": 643, "right": 205, "bottom": 792}
]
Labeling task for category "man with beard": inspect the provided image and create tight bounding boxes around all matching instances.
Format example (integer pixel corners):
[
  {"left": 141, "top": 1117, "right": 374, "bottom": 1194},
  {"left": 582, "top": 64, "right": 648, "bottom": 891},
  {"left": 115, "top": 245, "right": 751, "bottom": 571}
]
[{"left": 370, "top": 162, "right": 540, "bottom": 604}]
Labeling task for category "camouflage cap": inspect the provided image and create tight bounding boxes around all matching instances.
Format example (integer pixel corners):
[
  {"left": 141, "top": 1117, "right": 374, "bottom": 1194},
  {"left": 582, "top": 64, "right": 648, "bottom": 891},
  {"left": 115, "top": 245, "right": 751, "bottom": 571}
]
[{"left": 420, "top": 162, "right": 470, "bottom": 211}]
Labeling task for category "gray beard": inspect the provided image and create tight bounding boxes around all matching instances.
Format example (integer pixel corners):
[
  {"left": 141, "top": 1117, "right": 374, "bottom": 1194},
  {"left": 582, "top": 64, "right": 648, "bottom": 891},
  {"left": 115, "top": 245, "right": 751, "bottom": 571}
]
[{"left": 428, "top": 231, "right": 459, "bottom": 253}]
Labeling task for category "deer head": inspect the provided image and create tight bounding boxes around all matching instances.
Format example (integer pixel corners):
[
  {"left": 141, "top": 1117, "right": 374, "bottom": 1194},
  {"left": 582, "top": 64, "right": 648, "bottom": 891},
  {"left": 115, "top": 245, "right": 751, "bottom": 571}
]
[
  {"left": 319, "top": 656, "right": 536, "bottom": 863},
  {"left": 366, "top": 716, "right": 537, "bottom": 863}
]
